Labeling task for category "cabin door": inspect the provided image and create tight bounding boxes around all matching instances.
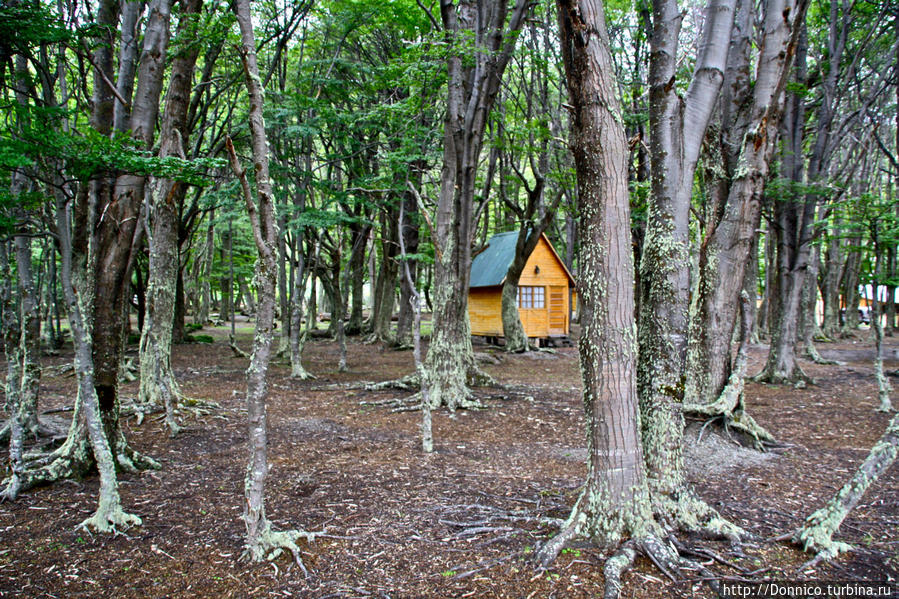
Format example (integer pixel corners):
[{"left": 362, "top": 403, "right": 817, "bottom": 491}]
[{"left": 548, "top": 286, "right": 567, "bottom": 335}]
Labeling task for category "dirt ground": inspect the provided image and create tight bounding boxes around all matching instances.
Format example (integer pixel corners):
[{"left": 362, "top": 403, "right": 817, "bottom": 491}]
[{"left": 1, "top": 322, "right": 897, "bottom": 598}]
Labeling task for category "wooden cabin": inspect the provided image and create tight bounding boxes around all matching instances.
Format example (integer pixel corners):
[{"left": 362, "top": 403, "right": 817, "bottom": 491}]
[{"left": 468, "top": 231, "right": 576, "bottom": 341}]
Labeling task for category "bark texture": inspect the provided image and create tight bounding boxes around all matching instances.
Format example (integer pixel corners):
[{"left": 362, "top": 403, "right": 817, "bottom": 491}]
[
  {"left": 139, "top": 0, "right": 202, "bottom": 435},
  {"left": 638, "top": 0, "right": 736, "bottom": 500},
  {"left": 684, "top": 0, "right": 809, "bottom": 406},
  {"left": 424, "top": 0, "right": 530, "bottom": 410},
  {"left": 538, "top": 0, "right": 655, "bottom": 568},
  {"left": 229, "top": 0, "right": 315, "bottom": 565}
]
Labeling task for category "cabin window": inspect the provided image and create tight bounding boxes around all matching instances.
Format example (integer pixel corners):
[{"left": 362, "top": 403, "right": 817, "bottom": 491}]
[{"left": 518, "top": 286, "right": 545, "bottom": 309}]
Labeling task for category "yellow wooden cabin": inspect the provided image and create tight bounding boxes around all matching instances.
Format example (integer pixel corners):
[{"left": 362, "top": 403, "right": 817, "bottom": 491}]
[{"left": 468, "top": 231, "right": 576, "bottom": 341}]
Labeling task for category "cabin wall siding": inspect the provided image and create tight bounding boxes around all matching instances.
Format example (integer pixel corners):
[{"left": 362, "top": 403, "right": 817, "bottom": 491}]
[{"left": 468, "top": 237, "right": 573, "bottom": 338}]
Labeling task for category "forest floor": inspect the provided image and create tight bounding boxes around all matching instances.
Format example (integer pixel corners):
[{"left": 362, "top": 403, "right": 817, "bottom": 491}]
[{"left": 1, "top": 320, "right": 897, "bottom": 598}]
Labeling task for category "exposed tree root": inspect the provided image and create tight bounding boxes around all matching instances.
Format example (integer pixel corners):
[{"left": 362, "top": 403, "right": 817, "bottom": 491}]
[
  {"left": 230, "top": 339, "right": 250, "bottom": 358},
  {"left": 684, "top": 293, "right": 776, "bottom": 449},
  {"left": 653, "top": 490, "right": 745, "bottom": 543},
  {"left": 241, "top": 519, "right": 320, "bottom": 578},
  {"left": 752, "top": 366, "right": 815, "bottom": 388},
  {"left": 78, "top": 498, "right": 142, "bottom": 534},
  {"left": 802, "top": 342, "right": 840, "bottom": 365},
  {"left": 0, "top": 417, "right": 68, "bottom": 444},
  {"left": 602, "top": 541, "right": 638, "bottom": 599}
]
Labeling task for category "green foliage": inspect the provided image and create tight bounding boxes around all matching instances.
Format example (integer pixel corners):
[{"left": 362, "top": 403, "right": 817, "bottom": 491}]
[
  {"left": 0, "top": 1, "right": 72, "bottom": 55},
  {"left": 0, "top": 106, "right": 222, "bottom": 186}
]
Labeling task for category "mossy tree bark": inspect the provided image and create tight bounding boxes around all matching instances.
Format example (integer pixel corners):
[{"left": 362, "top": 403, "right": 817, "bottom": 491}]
[
  {"left": 85, "top": 0, "right": 172, "bottom": 467},
  {"left": 638, "top": 0, "right": 736, "bottom": 506},
  {"left": 538, "top": 0, "right": 657, "bottom": 571},
  {"left": 684, "top": 0, "right": 809, "bottom": 407},
  {"left": 229, "top": 0, "right": 316, "bottom": 563},
  {"left": 790, "top": 411, "right": 898, "bottom": 562},
  {"left": 2, "top": 242, "right": 25, "bottom": 500},
  {"left": 14, "top": 220, "right": 41, "bottom": 439},
  {"left": 424, "top": 0, "right": 531, "bottom": 410},
  {"left": 138, "top": 0, "right": 202, "bottom": 435}
]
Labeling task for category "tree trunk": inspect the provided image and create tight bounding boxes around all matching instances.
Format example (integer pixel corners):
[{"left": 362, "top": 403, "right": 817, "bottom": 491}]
[
  {"left": 791, "top": 411, "right": 898, "bottom": 560},
  {"left": 395, "top": 185, "right": 421, "bottom": 347},
  {"left": 228, "top": 0, "right": 314, "bottom": 564},
  {"left": 14, "top": 202, "right": 41, "bottom": 441},
  {"left": 91, "top": 0, "right": 172, "bottom": 463},
  {"left": 684, "top": 0, "right": 809, "bottom": 406},
  {"left": 369, "top": 203, "right": 399, "bottom": 344},
  {"left": 821, "top": 220, "right": 843, "bottom": 338},
  {"left": 345, "top": 225, "right": 367, "bottom": 336},
  {"left": 2, "top": 242, "right": 25, "bottom": 500},
  {"left": 424, "top": 0, "right": 531, "bottom": 410},
  {"left": 841, "top": 237, "right": 862, "bottom": 333},
  {"left": 138, "top": 0, "right": 202, "bottom": 434},
  {"left": 538, "top": 0, "right": 654, "bottom": 568},
  {"left": 638, "top": 0, "right": 737, "bottom": 500},
  {"left": 197, "top": 212, "right": 214, "bottom": 325}
]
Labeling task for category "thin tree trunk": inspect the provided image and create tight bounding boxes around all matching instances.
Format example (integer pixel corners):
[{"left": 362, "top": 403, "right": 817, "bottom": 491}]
[
  {"left": 228, "top": 0, "right": 315, "bottom": 565},
  {"left": 821, "top": 219, "right": 843, "bottom": 338},
  {"left": 791, "top": 411, "right": 898, "bottom": 561},
  {"left": 395, "top": 184, "right": 421, "bottom": 347}
]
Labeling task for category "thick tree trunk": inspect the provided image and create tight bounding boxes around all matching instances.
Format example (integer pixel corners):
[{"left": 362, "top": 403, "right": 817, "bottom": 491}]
[
  {"left": 538, "top": 0, "right": 655, "bottom": 568},
  {"left": 91, "top": 0, "right": 172, "bottom": 462},
  {"left": 2, "top": 242, "right": 25, "bottom": 500},
  {"left": 638, "top": 0, "right": 736, "bottom": 500}
]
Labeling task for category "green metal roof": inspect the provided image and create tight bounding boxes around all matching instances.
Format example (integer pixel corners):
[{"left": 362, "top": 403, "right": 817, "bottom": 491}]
[{"left": 469, "top": 231, "right": 522, "bottom": 288}]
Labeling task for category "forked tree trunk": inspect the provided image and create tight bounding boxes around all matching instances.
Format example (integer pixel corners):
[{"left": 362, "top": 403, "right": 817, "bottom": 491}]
[
  {"left": 501, "top": 224, "right": 546, "bottom": 353},
  {"left": 684, "top": 0, "right": 809, "bottom": 406},
  {"left": 369, "top": 203, "right": 399, "bottom": 344},
  {"left": 638, "top": 0, "right": 736, "bottom": 500},
  {"left": 90, "top": 0, "right": 172, "bottom": 464},
  {"left": 138, "top": 0, "right": 202, "bottom": 435},
  {"left": 57, "top": 193, "right": 142, "bottom": 533},
  {"left": 538, "top": 0, "right": 655, "bottom": 567},
  {"left": 424, "top": 0, "right": 530, "bottom": 410}
]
